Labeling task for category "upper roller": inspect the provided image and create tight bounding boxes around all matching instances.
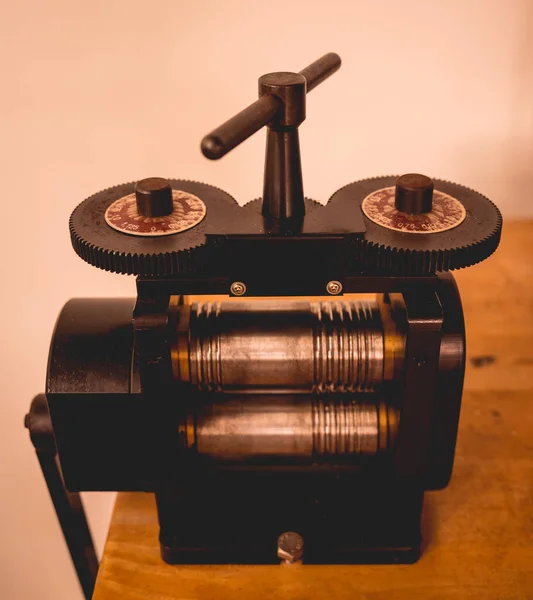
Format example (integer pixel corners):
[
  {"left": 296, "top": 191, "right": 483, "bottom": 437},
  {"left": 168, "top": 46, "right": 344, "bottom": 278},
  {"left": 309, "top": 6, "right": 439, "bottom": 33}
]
[{"left": 327, "top": 175, "right": 502, "bottom": 275}]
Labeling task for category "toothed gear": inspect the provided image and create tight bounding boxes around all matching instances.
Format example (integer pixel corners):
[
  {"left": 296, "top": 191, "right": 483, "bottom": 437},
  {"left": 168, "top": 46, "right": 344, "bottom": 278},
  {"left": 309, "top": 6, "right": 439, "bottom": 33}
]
[
  {"left": 70, "top": 180, "right": 238, "bottom": 276},
  {"left": 327, "top": 176, "right": 502, "bottom": 275}
]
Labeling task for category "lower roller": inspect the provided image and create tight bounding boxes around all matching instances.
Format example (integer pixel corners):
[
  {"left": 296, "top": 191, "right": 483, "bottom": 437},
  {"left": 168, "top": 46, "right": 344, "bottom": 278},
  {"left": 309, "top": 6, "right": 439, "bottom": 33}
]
[{"left": 180, "top": 393, "right": 399, "bottom": 463}]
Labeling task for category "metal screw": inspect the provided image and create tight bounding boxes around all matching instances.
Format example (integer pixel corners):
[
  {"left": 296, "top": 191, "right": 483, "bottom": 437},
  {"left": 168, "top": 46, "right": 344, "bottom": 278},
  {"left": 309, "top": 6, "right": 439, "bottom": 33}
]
[
  {"left": 277, "top": 531, "right": 304, "bottom": 564},
  {"left": 230, "top": 281, "right": 246, "bottom": 296},
  {"left": 326, "top": 280, "right": 342, "bottom": 295}
]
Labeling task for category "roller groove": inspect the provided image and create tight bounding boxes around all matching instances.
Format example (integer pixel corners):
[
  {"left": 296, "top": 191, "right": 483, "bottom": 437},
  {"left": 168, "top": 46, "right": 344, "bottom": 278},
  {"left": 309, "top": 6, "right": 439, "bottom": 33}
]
[
  {"left": 311, "top": 301, "right": 384, "bottom": 393},
  {"left": 312, "top": 396, "right": 380, "bottom": 459}
]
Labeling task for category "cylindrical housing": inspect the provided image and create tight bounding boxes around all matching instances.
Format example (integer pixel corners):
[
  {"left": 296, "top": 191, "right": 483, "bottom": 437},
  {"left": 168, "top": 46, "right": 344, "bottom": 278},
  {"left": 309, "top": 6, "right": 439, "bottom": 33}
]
[
  {"left": 174, "top": 300, "right": 386, "bottom": 393},
  {"left": 185, "top": 393, "right": 398, "bottom": 463}
]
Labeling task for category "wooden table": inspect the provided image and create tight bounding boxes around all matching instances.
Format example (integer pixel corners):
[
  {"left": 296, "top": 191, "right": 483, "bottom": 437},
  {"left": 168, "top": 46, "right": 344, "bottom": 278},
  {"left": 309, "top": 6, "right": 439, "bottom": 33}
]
[{"left": 93, "top": 221, "right": 533, "bottom": 600}]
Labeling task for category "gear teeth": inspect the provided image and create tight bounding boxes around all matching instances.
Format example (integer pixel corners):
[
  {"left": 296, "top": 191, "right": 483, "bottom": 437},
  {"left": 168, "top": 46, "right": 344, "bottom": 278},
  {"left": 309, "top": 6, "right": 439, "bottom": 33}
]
[
  {"left": 69, "top": 179, "right": 238, "bottom": 276},
  {"left": 70, "top": 176, "right": 502, "bottom": 277},
  {"left": 330, "top": 176, "right": 502, "bottom": 275}
]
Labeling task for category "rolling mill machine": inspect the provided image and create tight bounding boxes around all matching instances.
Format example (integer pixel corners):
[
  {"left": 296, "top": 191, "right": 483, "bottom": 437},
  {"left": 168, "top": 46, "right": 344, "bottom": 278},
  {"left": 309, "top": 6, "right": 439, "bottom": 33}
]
[{"left": 25, "top": 53, "right": 502, "bottom": 598}]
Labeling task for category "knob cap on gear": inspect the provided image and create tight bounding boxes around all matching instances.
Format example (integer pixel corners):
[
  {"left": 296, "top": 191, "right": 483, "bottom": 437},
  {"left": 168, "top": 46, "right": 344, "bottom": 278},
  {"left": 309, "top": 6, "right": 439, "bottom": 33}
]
[
  {"left": 395, "top": 173, "right": 434, "bottom": 214},
  {"left": 69, "top": 179, "right": 239, "bottom": 276},
  {"left": 327, "top": 175, "right": 502, "bottom": 275},
  {"left": 134, "top": 177, "right": 174, "bottom": 217}
]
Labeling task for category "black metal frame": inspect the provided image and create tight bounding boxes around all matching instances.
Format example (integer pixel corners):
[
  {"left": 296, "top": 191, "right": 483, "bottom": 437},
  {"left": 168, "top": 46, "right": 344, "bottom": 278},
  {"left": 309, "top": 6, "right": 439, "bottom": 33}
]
[
  {"left": 26, "top": 265, "right": 465, "bottom": 590},
  {"left": 132, "top": 272, "right": 463, "bottom": 563}
]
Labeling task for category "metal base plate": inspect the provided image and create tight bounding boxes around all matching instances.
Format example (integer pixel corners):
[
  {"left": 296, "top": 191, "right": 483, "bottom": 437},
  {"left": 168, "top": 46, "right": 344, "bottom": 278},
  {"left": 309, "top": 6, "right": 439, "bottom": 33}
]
[{"left": 157, "top": 471, "right": 423, "bottom": 565}]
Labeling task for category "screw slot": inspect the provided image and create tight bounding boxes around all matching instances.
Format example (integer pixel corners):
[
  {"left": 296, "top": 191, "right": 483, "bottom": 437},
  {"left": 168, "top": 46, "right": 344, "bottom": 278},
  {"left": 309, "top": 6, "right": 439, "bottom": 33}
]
[
  {"left": 230, "top": 281, "right": 246, "bottom": 296},
  {"left": 326, "top": 280, "right": 342, "bottom": 295}
]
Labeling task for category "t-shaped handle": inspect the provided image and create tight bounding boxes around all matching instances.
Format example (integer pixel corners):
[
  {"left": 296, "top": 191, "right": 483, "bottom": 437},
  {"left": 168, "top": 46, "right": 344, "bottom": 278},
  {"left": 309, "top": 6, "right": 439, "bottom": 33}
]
[
  {"left": 201, "top": 53, "right": 341, "bottom": 160},
  {"left": 201, "top": 53, "right": 341, "bottom": 227}
]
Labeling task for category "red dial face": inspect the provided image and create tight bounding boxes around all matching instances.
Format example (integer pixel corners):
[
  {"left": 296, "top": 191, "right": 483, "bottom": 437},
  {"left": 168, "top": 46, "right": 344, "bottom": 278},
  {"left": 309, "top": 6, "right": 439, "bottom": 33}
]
[
  {"left": 105, "top": 189, "right": 206, "bottom": 237},
  {"left": 362, "top": 187, "right": 466, "bottom": 234}
]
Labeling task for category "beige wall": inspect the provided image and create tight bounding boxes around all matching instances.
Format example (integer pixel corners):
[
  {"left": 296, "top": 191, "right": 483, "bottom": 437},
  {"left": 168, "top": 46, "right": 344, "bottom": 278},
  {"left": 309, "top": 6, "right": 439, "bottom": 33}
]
[{"left": 1, "top": 0, "right": 532, "bottom": 598}]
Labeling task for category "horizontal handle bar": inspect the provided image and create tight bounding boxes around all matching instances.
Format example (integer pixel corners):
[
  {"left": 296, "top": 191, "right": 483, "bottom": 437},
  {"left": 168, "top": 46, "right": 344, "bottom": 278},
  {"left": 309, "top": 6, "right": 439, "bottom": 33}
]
[{"left": 201, "top": 53, "right": 341, "bottom": 160}]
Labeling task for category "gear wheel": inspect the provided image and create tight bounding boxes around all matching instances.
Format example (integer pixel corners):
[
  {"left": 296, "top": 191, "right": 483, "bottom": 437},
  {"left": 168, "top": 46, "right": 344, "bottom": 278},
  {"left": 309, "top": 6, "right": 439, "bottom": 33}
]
[
  {"left": 327, "top": 176, "right": 502, "bottom": 275},
  {"left": 70, "top": 179, "right": 239, "bottom": 276}
]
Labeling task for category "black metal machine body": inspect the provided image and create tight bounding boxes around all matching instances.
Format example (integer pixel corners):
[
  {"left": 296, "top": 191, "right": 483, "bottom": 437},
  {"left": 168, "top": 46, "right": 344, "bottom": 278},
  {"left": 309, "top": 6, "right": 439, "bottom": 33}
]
[{"left": 26, "top": 53, "right": 502, "bottom": 598}]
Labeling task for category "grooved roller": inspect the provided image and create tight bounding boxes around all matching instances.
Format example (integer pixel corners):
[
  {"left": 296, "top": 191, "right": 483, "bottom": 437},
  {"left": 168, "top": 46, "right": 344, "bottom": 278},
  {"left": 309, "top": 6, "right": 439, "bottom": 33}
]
[{"left": 173, "top": 300, "right": 386, "bottom": 393}]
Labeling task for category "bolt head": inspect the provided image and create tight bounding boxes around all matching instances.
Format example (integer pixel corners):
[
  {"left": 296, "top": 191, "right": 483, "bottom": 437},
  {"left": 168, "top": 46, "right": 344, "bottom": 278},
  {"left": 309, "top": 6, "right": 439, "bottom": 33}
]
[
  {"left": 230, "top": 281, "right": 246, "bottom": 296},
  {"left": 277, "top": 531, "right": 304, "bottom": 563},
  {"left": 326, "top": 280, "right": 342, "bottom": 295}
]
